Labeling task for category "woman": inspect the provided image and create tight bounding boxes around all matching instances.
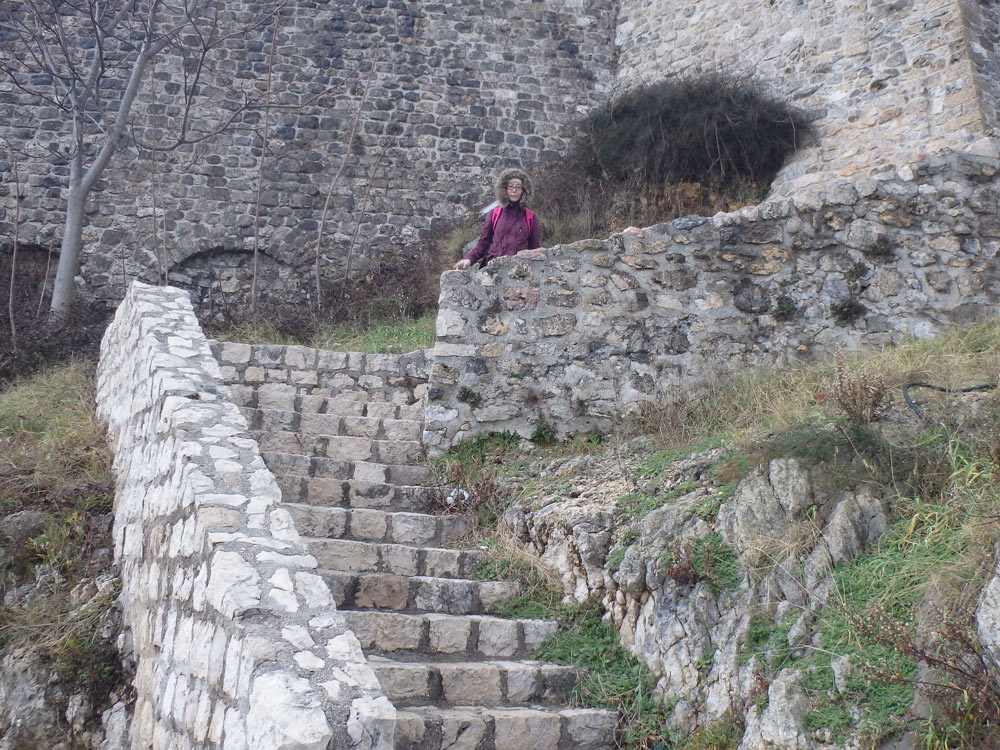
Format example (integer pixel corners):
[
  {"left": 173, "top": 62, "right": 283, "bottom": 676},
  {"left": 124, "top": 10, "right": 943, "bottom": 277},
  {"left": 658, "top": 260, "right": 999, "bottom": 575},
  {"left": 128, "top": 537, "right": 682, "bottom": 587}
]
[{"left": 453, "top": 168, "right": 541, "bottom": 270}]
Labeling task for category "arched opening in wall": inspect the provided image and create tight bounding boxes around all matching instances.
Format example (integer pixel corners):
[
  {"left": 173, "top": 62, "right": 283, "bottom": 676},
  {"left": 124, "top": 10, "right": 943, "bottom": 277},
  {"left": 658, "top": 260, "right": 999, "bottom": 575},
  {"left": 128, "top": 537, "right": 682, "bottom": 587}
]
[
  {"left": 0, "top": 244, "right": 110, "bottom": 386},
  {"left": 169, "top": 247, "right": 305, "bottom": 325},
  {"left": 525, "top": 73, "right": 812, "bottom": 246}
]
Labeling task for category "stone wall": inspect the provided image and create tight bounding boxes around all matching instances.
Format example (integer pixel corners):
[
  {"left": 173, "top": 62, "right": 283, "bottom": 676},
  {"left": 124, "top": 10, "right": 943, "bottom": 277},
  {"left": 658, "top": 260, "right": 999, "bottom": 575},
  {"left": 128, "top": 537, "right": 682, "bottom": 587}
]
[
  {"left": 0, "top": 0, "right": 615, "bottom": 311},
  {"left": 423, "top": 149, "right": 1000, "bottom": 449},
  {"left": 613, "top": 0, "right": 1000, "bottom": 194},
  {"left": 96, "top": 282, "right": 394, "bottom": 749}
]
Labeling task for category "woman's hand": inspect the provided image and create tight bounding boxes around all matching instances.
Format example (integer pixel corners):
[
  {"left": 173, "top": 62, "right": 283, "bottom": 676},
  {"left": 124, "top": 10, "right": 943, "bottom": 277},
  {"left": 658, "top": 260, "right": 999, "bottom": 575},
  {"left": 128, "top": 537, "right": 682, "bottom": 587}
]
[{"left": 453, "top": 259, "right": 472, "bottom": 270}]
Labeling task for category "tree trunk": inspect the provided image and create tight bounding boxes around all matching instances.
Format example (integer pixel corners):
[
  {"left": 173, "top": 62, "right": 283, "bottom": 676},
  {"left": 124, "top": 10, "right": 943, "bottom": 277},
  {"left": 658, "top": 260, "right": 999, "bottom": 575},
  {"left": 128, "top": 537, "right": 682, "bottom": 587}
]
[{"left": 48, "top": 187, "right": 87, "bottom": 320}]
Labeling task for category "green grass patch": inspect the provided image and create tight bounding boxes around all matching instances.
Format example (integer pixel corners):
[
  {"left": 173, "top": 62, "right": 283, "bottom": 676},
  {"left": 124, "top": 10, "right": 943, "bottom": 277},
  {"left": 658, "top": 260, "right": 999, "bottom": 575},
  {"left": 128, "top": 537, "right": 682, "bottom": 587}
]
[
  {"left": 217, "top": 312, "right": 436, "bottom": 353},
  {"left": 690, "top": 533, "right": 741, "bottom": 593},
  {"left": 535, "top": 601, "right": 679, "bottom": 748},
  {"left": 617, "top": 491, "right": 666, "bottom": 522}
]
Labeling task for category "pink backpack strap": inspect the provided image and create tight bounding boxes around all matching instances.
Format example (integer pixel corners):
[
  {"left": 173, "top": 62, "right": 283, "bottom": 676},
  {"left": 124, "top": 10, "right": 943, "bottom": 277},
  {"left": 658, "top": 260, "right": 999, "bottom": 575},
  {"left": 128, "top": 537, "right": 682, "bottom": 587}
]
[
  {"left": 526, "top": 210, "right": 534, "bottom": 234},
  {"left": 491, "top": 206, "right": 502, "bottom": 231}
]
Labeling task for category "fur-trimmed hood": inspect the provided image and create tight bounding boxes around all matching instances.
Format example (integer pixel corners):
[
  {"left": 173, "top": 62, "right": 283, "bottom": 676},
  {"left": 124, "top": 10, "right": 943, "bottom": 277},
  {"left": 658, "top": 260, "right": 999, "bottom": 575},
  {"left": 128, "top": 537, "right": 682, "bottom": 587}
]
[{"left": 494, "top": 168, "right": 532, "bottom": 208}]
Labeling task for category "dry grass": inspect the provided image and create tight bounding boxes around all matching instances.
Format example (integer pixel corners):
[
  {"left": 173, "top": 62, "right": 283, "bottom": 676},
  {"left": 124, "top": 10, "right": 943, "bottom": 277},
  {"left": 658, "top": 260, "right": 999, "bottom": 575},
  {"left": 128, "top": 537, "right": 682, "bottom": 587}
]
[
  {"left": 0, "top": 359, "right": 112, "bottom": 506},
  {"left": 629, "top": 319, "right": 1000, "bottom": 454}
]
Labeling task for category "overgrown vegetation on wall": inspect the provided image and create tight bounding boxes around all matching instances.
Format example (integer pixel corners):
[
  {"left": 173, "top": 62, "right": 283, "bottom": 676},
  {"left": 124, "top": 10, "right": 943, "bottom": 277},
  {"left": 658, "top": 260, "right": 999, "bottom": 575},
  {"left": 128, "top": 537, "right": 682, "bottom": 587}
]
[{"left": 436, "top": 319, "right": 1000, "bottom": 749}]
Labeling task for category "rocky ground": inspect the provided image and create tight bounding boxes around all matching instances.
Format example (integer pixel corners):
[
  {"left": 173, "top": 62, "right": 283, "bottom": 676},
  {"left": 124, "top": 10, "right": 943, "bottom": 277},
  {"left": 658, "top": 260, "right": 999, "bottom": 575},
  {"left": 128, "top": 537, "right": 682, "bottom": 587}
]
[{"left": 473, "top": 387, "right": 1000, "bottom": 749}]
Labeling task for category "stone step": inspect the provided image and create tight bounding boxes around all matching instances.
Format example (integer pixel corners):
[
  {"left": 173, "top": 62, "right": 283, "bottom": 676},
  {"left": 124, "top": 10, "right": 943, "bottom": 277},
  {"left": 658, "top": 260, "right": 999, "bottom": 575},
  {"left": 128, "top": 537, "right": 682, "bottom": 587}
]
[
  {"left": 262, "top": 452, "right": 433, "bottom": 485},
  {"left": 323, "top": 571, "right": 521, "bottom": 615},
  {"left": 393, "top": 704, "right": 618, "bottom": 750},
  {"left": 286, "top": 505, "right": 472, "bottom": 546},
  {"left": 307, "top": 538, "right": 484, "bottom": 578},
  {"left": 342, "top": 611, "right": 557, "bottom": 659},
  {"left": 254, "top": 430, "right": 425, "bottom": 464},
  {"left": 242, "top": 407, "right": 424, "bottom": 441},
  {"left": 232, "top": 384, "right": 424, "bottom": 421},
  {"left": 277, "top": 477, "right": 441, "bottom": 511},
  {"left": 370, "top": 658, "right": 581, "bottom": 708},
  {"left": 298, "top": 395, "right": 424, "bottom": 422}
]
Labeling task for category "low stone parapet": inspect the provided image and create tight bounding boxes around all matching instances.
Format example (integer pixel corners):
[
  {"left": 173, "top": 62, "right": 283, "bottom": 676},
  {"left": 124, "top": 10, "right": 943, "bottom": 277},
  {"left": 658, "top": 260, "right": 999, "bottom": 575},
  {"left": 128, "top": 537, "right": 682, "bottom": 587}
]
[{"left": 96, "top": 282, "right": 394, "bottom": 750}]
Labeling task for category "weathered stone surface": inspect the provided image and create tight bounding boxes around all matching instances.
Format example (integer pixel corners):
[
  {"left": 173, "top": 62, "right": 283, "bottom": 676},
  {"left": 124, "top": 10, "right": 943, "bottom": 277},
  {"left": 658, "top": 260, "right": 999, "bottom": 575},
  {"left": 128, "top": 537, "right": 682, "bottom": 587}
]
[{"left": 96, "top": 284, "right": 393, "bottom": 750}]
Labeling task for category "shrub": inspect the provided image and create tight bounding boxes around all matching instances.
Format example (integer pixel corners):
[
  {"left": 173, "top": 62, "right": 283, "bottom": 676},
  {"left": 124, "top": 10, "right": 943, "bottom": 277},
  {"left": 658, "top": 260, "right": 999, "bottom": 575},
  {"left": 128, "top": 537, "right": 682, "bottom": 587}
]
[
  {"left": 575, "top": 73, "right": 809, "bottom": 191},
  {"left": 830, "top": 297, "right": 866, "bottom": 325}
]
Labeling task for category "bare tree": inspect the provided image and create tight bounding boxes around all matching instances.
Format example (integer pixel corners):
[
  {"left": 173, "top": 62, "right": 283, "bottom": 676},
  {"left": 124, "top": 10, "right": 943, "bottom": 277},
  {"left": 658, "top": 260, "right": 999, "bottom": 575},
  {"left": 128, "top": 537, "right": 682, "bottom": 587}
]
[{"left": 0, "top": 0, "right": 280, "bottom": 319}]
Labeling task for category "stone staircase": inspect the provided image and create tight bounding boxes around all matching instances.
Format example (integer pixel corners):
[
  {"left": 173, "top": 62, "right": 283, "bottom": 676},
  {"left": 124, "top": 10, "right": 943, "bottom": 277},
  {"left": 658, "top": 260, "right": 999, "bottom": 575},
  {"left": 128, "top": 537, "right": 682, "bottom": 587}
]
[{"left": 231, "top": 379, "right": 619, "bottom": 749}]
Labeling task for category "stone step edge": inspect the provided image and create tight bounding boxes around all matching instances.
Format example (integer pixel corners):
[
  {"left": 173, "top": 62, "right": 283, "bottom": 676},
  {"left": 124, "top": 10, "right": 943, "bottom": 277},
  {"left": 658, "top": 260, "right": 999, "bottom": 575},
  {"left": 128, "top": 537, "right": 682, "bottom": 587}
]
[
  {"left": 371, "top": 658, "right": 583, "bottom": 707},
  {"left": 393, "top": 704, "right": 619, "bottom": 750},
  {"left": 243, "top": 405, "right": 424, "bottom": 429},
  {"left": 341, "top": 610, "right": 557, "bottom": 659},
  {"left": 285, "top": 504, "right": 472, "bottom": 545},
  {"left": 323, "top": 570, "right": 521, "bottom": 615},
  {"left": 306, "top": 537, "right": 483, "bottom": 578},
  {"left": 262, "top": 452, "right": 436, "bottom": 481}
]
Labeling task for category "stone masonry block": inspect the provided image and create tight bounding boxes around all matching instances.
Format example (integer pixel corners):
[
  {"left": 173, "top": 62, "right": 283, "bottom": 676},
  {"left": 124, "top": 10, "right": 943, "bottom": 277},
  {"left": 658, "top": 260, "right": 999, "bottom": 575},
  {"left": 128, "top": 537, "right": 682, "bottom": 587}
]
[
  {"left": 382, "top": 544, "right": 420, "bottom": 577},
  {"left": 371, "top": 662, "right": 431, "bottom": 701},
  {"left": 492, "top": 709, "right": 561, "bottom": 750},
  {"left": 477, "top": 618, "right": 519, "bottom": 658},
  {"left": 364, "top": 402, "right": 399, "bottom": 420},
  {"left": 439, "top": 663, "right": 502, "bottom": 704},
  {"left": 349, "top": 509, "right": 389, "bottom": 541},
  {"left": 373, "top": 440, "right": 424, "bottom": 465},
  {"left": 389, "top": 513, "right": 439, "bottom": 546},
  {"left": 323, "top": 436, "right": 373, "bottom": 462},
  {"left": 353, "top": 462, "right": 389, "bottom": 484},
  {"left": 382, "top": 419, "right": 423, "bottom": 441},
  {"left": 427, "top": 614, "right": 472, "bottom": 654},
  {"left": 356, "top": 575, "right": 410, "bottom": 610}
]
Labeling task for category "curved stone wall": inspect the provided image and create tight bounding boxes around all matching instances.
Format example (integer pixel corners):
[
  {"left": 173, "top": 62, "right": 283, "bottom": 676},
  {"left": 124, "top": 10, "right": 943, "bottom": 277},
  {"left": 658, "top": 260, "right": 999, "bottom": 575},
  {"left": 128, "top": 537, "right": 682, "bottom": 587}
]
[
  {"left": 96, "top": 282, "right": 394, "bottom": 749},
  {"left": 424, "top": 149, "right": 1000, "bottom": 448}
]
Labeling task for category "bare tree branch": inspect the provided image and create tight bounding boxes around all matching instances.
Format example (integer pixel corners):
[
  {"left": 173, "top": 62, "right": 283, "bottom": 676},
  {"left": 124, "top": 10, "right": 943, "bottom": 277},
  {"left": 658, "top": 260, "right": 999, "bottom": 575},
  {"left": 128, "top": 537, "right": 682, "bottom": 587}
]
[
  {"left": 314, "top": 51, "right": 379, "bottom": 312},
  {"left": 0, "top": 0, "right": 286, "bottom": 317}
]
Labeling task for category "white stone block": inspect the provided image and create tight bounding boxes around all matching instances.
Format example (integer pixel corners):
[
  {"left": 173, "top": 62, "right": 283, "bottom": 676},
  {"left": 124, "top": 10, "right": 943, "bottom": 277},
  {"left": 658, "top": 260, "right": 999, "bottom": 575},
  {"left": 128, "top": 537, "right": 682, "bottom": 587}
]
[
  {"left": 294, "top": 651, "right": 326, "bottom": 671},
  {"left": 281, "top": 625, "right": 315, "bottom": 650},
  {"left": 295, "top": 572, "right": 334, "bottom": 609},
  {"left": 247, "top": 672, "right": 333, "bottom": 750},
  {"left": 347, "top": 696, "right": 396, "bottom": 750},
  {"left": 257, "top": 551, "right": 317, "bottom": 569},
  {"left": 325, "top": 632, "right": 365, "bottom": 663},
  {"left": 268, "top": 588, "right": 299, "bottom": 613},
  {"left": 206, "top": 551, "right": 261, "bottom": 618},
  {"left": 222, "top": 706, "right": 248, "bottom": 750}
]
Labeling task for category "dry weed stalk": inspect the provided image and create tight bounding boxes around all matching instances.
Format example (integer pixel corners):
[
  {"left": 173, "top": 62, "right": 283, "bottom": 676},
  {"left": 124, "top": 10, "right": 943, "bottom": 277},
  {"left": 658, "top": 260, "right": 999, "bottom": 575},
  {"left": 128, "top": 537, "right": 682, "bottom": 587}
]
[{"left": 829, "top": 353, "right": 893, "bottom": 427}]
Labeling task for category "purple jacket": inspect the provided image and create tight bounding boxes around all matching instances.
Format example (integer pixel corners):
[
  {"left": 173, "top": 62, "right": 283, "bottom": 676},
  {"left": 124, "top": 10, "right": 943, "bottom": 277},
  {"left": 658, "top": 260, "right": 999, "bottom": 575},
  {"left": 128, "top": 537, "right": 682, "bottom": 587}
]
[{"left": 464, "top": 203, "right": 541, "bottom": 266}]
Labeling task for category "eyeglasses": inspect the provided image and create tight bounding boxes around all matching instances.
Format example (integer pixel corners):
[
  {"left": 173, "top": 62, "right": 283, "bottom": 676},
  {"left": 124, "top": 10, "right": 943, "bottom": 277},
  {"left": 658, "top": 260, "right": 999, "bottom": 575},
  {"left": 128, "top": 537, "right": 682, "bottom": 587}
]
[{"left": 506, "top": 183, "right": 523, "bottom": 190}]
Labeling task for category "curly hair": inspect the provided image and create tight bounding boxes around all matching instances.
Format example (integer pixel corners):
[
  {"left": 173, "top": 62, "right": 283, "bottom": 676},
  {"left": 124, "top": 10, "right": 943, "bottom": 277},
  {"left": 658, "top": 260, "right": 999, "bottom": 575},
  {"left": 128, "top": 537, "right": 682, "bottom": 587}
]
[{"left": 494, "top": 168, "right": 532, "bottom": 207}]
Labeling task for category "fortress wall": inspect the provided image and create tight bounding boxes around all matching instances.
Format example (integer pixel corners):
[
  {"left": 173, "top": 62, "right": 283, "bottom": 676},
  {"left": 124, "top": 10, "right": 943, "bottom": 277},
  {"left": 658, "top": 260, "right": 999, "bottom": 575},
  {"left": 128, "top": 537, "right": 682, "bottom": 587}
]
[
  {"left": 424, "top": 150, "right": 1000, "bottom": 448},
  {"left": 613, "top": 0, "right": 999, "bottom": 194},
  {"left": 96, "top": 282, "right": 394, "bottom": 750},
  {"left": 0, "top": 0, "right": 615, "bottom": 311}
]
